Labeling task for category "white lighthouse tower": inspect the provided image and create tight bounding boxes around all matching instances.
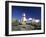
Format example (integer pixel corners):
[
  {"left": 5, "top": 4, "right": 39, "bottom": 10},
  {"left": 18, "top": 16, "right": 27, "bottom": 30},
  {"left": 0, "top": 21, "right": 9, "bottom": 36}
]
[{"left": 21, "top": 13, "right": 27, "bottom": 25}]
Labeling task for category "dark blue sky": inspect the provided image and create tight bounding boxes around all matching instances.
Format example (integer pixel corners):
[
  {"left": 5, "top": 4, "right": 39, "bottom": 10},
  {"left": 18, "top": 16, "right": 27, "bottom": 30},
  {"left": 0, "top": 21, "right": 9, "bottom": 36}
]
[{"left": 12, "top": 6, "right": 41, "bottom": 20}]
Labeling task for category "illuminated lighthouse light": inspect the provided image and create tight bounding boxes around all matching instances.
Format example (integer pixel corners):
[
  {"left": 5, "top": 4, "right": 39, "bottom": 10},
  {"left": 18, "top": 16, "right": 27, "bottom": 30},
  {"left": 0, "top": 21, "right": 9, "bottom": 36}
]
[{"left": 22, "top": 13, "right": 26, "bottom": 16}]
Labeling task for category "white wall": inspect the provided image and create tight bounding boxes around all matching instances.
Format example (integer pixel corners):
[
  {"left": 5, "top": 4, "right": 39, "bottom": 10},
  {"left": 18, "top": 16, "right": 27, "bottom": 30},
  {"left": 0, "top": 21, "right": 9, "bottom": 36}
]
[{"left": 0, "top": 0, "right": 46, "bottom": 37}]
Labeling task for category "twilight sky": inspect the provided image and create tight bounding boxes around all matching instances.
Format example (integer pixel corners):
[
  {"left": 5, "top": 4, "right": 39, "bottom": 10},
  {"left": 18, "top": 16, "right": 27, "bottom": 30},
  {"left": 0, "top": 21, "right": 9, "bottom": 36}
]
[{"left": 12, "top": 6, "right": 41, "bottom": 20}]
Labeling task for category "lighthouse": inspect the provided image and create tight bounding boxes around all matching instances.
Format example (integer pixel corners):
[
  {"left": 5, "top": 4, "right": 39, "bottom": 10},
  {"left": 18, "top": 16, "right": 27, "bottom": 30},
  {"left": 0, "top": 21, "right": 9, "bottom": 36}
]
[{"left": 21, "top": 13, "right": 27, "bottom": 25}]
